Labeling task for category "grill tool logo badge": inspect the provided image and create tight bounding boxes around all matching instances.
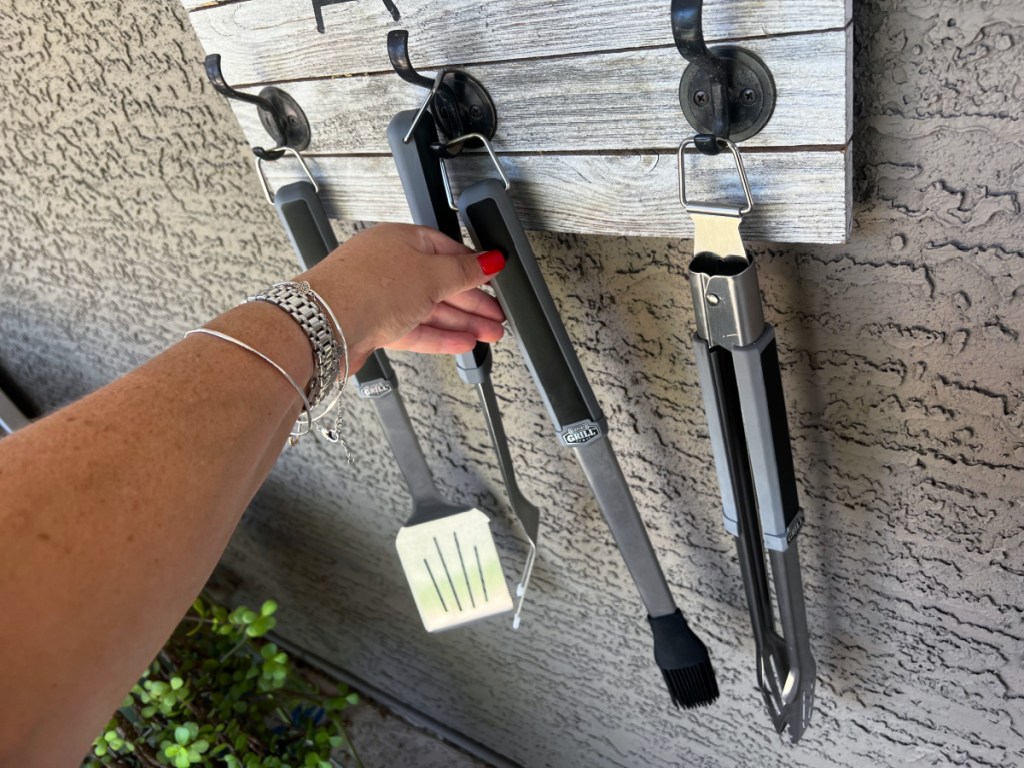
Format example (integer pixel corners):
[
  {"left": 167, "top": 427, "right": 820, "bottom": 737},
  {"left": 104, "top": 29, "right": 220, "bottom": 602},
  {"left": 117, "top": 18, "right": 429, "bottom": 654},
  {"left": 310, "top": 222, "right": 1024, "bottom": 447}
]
[
  {"left": 359, "top": 380, "right": 393, "bottom": 399},
  {"left": 562, "top": 423, "right": 601, "bottom": 446}
]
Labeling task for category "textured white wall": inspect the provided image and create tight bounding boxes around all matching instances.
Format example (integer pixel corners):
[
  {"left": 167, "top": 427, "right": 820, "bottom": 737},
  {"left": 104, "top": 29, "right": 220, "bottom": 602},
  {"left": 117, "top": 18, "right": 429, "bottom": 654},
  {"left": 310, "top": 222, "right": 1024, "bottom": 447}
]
[{"left": 0, "top": 2, "right": 1021, "bottom": 767}]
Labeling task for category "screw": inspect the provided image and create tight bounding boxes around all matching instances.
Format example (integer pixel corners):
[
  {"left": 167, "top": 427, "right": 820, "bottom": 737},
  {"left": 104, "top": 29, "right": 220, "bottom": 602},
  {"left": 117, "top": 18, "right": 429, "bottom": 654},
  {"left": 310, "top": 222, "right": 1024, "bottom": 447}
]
[
  {"left": 707, "top": 293, "right": 720, "bottom": 306},
  {"left": 740, "top": 88, "right": 757, "bottom": 104},
  {"left": 693, "top": 90, "right": 710, "bottom": 107},
  {"left": 469, "top": 104, "right": 483, "bottom": 119}
]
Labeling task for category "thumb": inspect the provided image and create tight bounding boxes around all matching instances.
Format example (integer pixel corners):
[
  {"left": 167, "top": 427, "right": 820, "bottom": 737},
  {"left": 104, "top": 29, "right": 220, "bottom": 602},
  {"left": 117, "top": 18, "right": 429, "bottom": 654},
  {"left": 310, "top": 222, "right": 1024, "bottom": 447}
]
[{"left": 433, "top": 248, "right": 506, "bottom": 299}]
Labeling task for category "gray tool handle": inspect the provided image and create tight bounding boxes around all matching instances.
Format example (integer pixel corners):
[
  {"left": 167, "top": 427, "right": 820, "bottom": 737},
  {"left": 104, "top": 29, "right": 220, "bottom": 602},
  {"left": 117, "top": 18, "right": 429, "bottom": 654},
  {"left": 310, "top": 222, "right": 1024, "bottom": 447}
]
[
  {"left": 458, "top": 178, "right": 677, "bottom": 618},
  {"left": 689, "top": 253, "right": 802, "bottom": 550},
  {"left": 387, "top": 110, "right": 485, "bottom": 378},
  {"left": 272, "top": 180, "right": 397, "bottom": 390},
  {"left": 458, "top": 178, "right": 605, "bottom": 443},
  {"left": 0, "top": 388, "right": 30, "bottom": 435},
  {"left": 273, "top": 180, "right": 441, "bottom": 502},
  {"left": 372, "top": 380, "right": 445, "bottom": 507},
  {"left": 694, "top": 336, "right": 775, "bottom": 647},
  {"left": 732, "top": 327, "right": 803, "bottom": 550},
  {"left": 575, "top": 438, "right": 677, "bottom": 617}
]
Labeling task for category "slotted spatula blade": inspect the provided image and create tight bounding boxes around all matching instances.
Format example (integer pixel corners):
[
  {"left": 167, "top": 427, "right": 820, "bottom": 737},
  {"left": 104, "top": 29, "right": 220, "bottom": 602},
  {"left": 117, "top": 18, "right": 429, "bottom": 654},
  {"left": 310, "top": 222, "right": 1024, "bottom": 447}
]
[{"left": 396, "top": 510, "right": 513, "bottom": 632}]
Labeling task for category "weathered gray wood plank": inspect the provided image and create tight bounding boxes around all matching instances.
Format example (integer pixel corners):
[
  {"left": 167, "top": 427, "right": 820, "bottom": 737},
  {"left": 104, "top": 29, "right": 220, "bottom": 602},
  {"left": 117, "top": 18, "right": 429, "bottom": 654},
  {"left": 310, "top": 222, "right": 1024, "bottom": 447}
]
[
  {"left": 187, "top": 0, "right": 851, "bottom": 83},
  {"left": 229, "top": 28, "right": 852, "bottom": 153},
  {"left": 258, "top": 149, "right": 852, "bottom": 243}
]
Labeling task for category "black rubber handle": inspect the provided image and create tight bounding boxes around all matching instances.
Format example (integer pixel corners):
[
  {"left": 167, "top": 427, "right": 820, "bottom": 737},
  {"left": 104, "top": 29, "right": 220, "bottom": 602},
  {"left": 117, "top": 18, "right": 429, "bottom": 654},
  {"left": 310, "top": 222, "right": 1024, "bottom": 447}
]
[
  {"left": 387, "top": 111, "right": 462, "bottom": 242},
  {"left": 272, "top": 180, "right": 395, "bottom": 389},
  {"left": 387, "top": 110, "right": 490, "bottom": 377},
  {"left": 458, "top": 179, "right": 604, "bottom": 435}
]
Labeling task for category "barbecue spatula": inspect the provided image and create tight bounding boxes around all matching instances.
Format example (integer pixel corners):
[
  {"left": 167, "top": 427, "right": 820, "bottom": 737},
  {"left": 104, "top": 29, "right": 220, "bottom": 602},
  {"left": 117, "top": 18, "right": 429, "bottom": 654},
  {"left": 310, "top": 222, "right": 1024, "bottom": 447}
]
[
  {"left": 272, "top": 175, "right": 512, "bottom": 632},
  {"left": 388, "top": 108, "right": 541, "bottom": 629}
]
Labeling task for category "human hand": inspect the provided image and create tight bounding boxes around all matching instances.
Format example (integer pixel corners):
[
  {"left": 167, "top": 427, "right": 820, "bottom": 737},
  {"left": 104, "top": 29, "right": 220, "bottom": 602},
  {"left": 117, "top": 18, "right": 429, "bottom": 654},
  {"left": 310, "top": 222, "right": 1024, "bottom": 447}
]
[{"left": 297, "top": 223, "right": 506, "bottom": 370}]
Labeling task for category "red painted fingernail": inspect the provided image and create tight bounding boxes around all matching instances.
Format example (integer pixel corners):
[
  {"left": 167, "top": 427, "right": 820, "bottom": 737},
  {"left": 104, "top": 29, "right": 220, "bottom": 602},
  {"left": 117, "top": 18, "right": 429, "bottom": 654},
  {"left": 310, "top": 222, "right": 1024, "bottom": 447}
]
[{"left": 477, "top": 250, "right": 506, "bottom": 276}]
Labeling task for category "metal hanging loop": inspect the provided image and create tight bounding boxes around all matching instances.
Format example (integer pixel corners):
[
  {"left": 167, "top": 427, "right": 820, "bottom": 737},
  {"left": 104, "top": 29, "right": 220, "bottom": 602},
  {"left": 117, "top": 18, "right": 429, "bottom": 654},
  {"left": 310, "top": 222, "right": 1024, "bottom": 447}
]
[
  {"left": 387, "top": 30, "right": 497, "bottom": 155},
  {"left": 671, "top": 0, "right": 776, "bottom": 155},
  {"left": 254, "top": 146, "right": 319, "bottom": 205},
  {"left": 204, "top": 54, "right": 311, "bottom": 158},
  {"left": 677, "top": 136, "right": 753, "bottom": 215},
  {"left": 436, "top": 133, "right": 510, "bottom": 211}
]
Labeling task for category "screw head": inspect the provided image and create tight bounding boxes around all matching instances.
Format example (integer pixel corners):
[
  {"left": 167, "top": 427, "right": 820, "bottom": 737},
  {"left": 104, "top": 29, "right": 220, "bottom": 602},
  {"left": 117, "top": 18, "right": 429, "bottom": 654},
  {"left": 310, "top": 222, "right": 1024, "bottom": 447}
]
[
  {"left": 693, "top": 90, "right": 710, "bottom": 107},
  {"left": 740, "top": 88, "right": 757, "bottom": 104},
  {"left": 469, "top": 104, "right": 483, "bottom": 119}
]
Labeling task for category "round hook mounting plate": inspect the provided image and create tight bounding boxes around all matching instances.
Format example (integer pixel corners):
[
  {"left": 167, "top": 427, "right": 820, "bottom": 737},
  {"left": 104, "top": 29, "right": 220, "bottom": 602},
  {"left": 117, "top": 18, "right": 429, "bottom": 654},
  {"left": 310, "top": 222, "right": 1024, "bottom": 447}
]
[
  {"left": 679, "top": 46, "right": 776, "bottom": 143},
  {"left": 257, "top": 86, "right": 311, "bottom": 151},
  {"left": 433, "top": 71, "right": 497, "bottom": 156}
]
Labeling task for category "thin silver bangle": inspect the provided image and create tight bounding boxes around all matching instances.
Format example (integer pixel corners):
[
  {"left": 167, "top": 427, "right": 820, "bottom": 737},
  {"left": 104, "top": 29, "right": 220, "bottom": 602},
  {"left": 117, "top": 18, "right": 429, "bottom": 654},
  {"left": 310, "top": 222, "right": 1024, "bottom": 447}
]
[{"left": 184, "top": 328, "right": 313, "bottom": 442}]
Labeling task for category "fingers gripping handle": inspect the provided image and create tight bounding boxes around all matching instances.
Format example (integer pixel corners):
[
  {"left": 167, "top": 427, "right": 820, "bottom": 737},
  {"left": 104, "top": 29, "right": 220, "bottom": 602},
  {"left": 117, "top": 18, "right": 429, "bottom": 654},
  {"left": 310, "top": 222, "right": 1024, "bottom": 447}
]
[
  {"left": 458, "top": 179, "right": 606, "bottom": 445},
  {"left": 388, "top": 109, "right": 487, "bottom": 378},
  {"left": 272, "top": 180, "right": 394, "bottom": 393}
]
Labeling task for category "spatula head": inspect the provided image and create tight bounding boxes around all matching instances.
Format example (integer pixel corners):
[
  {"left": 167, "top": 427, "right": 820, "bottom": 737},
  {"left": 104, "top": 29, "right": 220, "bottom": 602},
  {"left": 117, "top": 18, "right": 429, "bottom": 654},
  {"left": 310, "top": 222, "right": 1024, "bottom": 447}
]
[{"left": 396, "top": 509, "right": 513, "bottom": 632}]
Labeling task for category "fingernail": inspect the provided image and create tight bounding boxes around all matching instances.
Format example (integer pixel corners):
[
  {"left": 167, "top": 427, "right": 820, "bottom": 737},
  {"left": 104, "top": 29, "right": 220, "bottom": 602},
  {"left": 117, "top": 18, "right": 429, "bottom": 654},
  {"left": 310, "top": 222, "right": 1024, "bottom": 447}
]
[{"left": 477, "top": 250, "right": 506, "bottom": 276}]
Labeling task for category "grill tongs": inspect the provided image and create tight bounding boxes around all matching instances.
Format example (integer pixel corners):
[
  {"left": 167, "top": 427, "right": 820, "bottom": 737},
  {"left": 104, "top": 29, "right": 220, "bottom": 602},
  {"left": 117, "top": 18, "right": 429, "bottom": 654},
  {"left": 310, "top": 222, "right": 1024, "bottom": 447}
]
[{"left": 679, "top": 139, "right": 816, "bottom": 741}]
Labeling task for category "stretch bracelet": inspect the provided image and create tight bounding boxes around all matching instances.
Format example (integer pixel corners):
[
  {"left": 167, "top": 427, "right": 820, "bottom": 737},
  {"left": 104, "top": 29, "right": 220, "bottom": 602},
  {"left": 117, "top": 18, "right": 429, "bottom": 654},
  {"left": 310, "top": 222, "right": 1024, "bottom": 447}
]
[{"left": 184, "top": 328, "right": 313, "bottom": 443}]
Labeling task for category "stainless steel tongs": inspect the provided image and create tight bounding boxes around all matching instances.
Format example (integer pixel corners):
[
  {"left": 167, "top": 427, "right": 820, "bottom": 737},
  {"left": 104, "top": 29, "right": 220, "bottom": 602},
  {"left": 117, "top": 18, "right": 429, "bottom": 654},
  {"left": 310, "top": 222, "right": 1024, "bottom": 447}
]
[{"left": 679, "top": 138, "right": 816, "bottom": 740}]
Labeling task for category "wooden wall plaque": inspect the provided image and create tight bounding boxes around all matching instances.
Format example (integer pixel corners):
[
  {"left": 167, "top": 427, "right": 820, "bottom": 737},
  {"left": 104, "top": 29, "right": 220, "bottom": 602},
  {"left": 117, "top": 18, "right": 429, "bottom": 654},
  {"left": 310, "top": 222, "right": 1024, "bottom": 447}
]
[{"left": 183, "top": 1, "right": 852, "bottom": 240}]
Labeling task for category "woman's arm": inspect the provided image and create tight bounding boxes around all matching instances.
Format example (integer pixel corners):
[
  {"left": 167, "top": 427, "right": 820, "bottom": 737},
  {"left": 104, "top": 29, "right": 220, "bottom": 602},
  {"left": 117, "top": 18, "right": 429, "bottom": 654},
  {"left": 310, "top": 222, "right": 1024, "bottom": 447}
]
[{"left": 0, "top": 224, "right": 505, "bottom": 766}]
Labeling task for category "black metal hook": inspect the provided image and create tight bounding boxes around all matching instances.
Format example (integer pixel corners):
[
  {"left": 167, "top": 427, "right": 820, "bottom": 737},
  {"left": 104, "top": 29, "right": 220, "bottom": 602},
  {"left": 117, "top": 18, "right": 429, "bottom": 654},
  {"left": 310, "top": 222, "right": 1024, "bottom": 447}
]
[
  {"left": 387, "top": 30, "right": 497, "bottom": 155},
  {"left": 672, "top": 0, "right": 730, "bottom": 153},
  {"left": 671, "top": 0, "right": 776, "bottom": 155},
  {"left": 204, "top": 54, "right": 312, "bottom": 159}
]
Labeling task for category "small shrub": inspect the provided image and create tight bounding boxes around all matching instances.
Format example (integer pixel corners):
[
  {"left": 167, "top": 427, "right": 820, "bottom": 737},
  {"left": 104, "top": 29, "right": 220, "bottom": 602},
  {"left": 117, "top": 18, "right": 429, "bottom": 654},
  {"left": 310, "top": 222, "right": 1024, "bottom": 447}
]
[{"left": 83, "top": 595, "right": 361, "bottom": 768}]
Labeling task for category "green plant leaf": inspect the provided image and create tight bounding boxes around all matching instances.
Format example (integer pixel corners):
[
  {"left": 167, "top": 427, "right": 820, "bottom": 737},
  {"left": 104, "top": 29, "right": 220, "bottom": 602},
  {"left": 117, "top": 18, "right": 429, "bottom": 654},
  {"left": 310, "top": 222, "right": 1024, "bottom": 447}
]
[
  {"left": 192, "top": 740, "right": 210, "bottom": 754},
  {"left": 260, "top": 643, "right": 278, "bottom": 660},
  {"left": 345, "top": 693, "right": 359, "bottom": 705},
  {"left": 175, "top": 726, "right": 191, "bottom": 746},
  {"left": 174, "top": 751, "right": 192, "bottom": 768},
  {"left": 171, "top": 677, "right": 184, "bottom": 690},
  {"left": 245, "top": 615, "right": 276, "bottom": 638},
  {"left": 260, "top": 600, "right": 278, "bottom": 617}
]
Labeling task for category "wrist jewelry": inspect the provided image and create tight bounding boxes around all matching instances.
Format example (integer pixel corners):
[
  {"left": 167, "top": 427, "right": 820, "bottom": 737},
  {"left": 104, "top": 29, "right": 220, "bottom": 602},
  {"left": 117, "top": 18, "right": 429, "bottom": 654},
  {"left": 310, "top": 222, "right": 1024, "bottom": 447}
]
[
  {"left": 184, "top": 281, "right": 352, "bottom": 457},
  {"left": 245, "top": 282, "right": 338, "bottom": 408},
  {"left": 183, "top": 328, "right": 313, "bottom": 443}
]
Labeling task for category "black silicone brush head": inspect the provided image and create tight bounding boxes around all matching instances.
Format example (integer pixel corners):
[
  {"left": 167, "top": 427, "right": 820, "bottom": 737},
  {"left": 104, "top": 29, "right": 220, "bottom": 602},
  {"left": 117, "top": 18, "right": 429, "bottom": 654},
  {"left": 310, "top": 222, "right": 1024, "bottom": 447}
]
[{"left": 649, "top": 609, "right": 719, "bottom": 709}]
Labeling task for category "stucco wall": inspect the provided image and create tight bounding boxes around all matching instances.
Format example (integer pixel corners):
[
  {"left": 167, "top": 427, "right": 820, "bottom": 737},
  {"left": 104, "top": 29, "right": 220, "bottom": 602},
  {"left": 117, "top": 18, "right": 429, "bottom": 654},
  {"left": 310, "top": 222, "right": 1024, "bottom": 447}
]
[{"left": 1, "top": 1, "right": 1021, "bottom": 767}]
